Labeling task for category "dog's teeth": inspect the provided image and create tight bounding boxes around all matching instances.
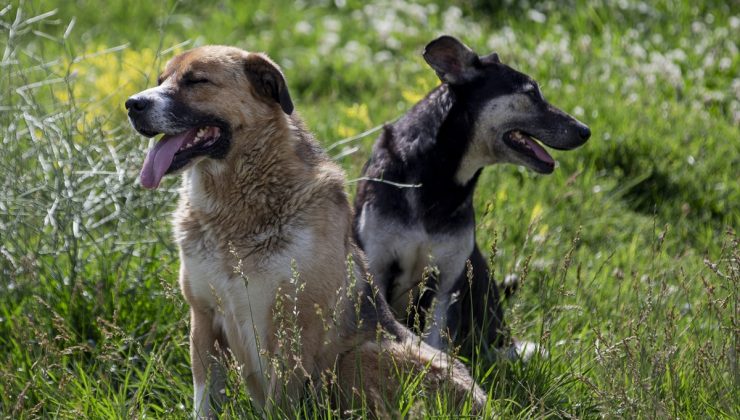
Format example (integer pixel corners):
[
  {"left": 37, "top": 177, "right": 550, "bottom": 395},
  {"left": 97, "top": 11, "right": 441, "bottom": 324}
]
[
  {"left": 512, "top": 132, "right": 527, "bottom": 145},
  {"left": 194, "top": 128, "right": 206, "bottom": 142}
]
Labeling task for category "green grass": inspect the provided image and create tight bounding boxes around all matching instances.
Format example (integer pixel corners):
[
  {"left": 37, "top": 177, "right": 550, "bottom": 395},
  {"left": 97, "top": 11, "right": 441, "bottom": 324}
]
[{"left": 1, "top": 0, "right": 738, "bottom": 417}]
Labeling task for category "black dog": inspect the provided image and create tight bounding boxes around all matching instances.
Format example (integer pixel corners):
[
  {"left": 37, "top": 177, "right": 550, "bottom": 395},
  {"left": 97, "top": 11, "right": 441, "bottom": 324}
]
[{"left": 353, "top": 36, "right": 590, "bottom": 352}]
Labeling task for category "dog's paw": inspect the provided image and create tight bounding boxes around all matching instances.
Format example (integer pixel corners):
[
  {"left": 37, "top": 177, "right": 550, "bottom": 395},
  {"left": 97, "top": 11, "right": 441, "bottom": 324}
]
[
  {"left": 500, "top": 273, "right": 519, "bottom": 298},
  {"left": 500, "top": 339, "right": 549, "bottom": 362}
]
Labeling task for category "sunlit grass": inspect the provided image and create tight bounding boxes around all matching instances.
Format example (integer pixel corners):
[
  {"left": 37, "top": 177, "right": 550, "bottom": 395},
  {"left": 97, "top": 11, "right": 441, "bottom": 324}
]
[{"left": 1, "top": 0, "right": 737, "bottom": 418}]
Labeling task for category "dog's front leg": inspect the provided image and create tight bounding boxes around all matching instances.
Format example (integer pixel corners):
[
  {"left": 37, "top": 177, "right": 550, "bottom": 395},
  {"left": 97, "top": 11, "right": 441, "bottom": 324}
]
[
  {"left": 458, "top": 244, "right": 507, "bottom": 348},
  {"left": 190, "top": 307, "right": 225, "bottom": 419},
  {"left": 426, "top": 292, "right": 452, "bottom": 349}
]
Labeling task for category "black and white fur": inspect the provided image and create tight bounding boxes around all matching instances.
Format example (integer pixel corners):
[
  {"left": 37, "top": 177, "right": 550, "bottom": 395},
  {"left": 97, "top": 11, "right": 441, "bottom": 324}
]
[{"left": 353, "top": 36, "right": 591, "bottom": 351}]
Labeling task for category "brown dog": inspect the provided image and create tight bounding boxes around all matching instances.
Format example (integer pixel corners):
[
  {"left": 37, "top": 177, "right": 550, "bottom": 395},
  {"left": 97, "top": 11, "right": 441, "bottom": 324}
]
[{"left": 125, "top": 46, "right": 486, "bottom": 417}]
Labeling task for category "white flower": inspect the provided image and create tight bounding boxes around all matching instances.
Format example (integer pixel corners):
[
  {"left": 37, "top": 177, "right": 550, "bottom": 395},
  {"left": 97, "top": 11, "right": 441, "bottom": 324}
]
[
  {"left": 527, "top": 9, "right": 547, "bottom": 23},
  {"left": 295, "top": 21, "right": 312, "bottom": 35}
]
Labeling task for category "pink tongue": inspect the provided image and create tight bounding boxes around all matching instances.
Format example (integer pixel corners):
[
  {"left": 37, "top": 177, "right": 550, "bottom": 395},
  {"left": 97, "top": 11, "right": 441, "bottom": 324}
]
[
  {"left": 527, "top": 138, "right": 555, "bottom": 165},
  {"left": 140, "top": 129, "right": 196, "bottom": 189}
]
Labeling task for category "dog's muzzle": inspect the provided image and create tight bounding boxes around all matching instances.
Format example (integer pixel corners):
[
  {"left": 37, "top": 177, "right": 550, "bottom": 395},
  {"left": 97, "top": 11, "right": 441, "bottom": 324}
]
[
  {"left": 125, "top": 91, "right": 166, "bottom": 137},
  {"left": 125, "top": 96, "right": 152, "bottom": 116}
]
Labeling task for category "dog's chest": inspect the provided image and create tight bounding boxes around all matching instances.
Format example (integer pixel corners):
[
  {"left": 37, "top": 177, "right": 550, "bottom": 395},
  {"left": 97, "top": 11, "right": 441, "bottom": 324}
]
[
  {"left": 174, "top": 211, "right": 298, "bottom": 393},
  {"left": 182, "top": 246, "right": 280, "bottom": 360},
  {"left": 182, "top": 249, "right": 279, "bottom": 316},
  {"left": 357, "top": 203, "right": 474, "bottom": 306}
]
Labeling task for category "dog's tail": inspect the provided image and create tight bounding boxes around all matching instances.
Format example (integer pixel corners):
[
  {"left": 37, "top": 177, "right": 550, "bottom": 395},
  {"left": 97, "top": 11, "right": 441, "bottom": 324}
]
[
  {"left": 499, "top": 273, "right": 519, "bottom": 300},
  {"left": 335, "top": 337, "right": 488, "bottom": 417}
]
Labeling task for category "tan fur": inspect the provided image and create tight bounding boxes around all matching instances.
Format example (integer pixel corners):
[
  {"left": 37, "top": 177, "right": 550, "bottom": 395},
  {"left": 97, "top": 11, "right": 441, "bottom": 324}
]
[{"left": 130, "top": 45, "right": 487, "bottom": 417}]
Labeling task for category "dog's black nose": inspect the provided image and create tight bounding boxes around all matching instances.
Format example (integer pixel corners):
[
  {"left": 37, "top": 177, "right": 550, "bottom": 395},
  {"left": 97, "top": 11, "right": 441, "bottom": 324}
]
[
  {"left": 125, "top": 96, "right": 151, "bottom": 113},
  {"left": 578, "top": 125, "right": 591, "bottom": 140}
]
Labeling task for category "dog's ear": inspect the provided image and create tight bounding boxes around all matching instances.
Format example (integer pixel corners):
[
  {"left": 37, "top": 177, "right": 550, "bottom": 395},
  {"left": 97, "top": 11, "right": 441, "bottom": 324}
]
[
  {"left": 480, "top": 52, "right": 501, "bottom": 64},
  {"left": 423, "top": 35, "right": 481, "bottom": 84},
  {"left": 244, "top": 53, "right": 294, "bottom": 115}
]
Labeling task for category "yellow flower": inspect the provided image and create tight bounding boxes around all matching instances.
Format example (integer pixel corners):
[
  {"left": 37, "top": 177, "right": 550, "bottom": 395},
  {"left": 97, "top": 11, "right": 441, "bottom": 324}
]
[
  {"left": 54, "top": 45, "right": 162, "bottom": 130},
  {"left": 538, "top": 223, "right": 549, "bottom": 236},
  {"left": 401, "top": 88, "right": 424, "bottom": 104},
  {"left": 530, "top": 202, "right": 543, "bottom": 223},
  {"left": 401, "top": 74, "right": 437, "bottom": 104},
  {"left": 343, "top": 103, "right": 371, "bottom": 126},
  {"left": 497, "top": 187, "right": 508, "bottom": 203},
  {"left": 337, "top": 124, "right": 357, "bottom": 138}
]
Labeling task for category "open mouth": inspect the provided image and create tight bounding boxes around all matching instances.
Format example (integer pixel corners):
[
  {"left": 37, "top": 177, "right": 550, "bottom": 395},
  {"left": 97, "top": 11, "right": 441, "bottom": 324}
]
[
  {"left": 140, "top": 126, "right": 223, "bottom": 189},
  {"left": 502, "top": 130, "right": 555, "bottom": 174}
]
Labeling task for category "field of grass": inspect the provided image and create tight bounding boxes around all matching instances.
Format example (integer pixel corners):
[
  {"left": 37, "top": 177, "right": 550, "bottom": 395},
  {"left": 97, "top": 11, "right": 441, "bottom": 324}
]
[{"left": 1, "top": 0, "right": 738, "bottom": 417}]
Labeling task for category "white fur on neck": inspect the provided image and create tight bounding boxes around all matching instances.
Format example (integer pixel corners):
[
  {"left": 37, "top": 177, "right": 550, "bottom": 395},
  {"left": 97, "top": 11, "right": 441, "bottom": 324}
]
[{"left": 454, "top": 94, "right": 532, "bottom": 185}]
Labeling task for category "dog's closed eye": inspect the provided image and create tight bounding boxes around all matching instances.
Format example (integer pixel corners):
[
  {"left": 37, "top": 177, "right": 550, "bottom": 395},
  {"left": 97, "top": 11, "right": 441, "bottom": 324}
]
[
  {"left": 181, "top": 71, "right": 211, "bottom": 86},
  {"left": 184, "top": 77, "right": 210, "bottom": 86}
]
